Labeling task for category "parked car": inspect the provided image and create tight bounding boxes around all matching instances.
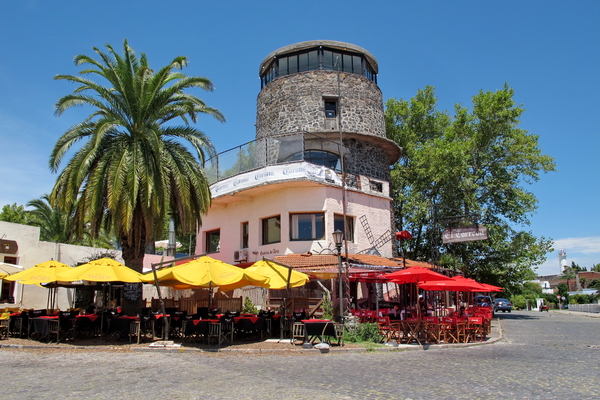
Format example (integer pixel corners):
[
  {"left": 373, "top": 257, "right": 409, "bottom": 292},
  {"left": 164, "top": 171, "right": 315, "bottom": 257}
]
[{"left": 494, "top": 298, "right": 512, "bottom": 313}]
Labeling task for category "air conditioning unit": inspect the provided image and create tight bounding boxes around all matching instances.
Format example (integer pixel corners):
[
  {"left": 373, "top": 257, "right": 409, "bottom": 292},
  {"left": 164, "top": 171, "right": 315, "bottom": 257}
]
[{"left": 234, "top": 249, "right": 248, "bottom": 262}]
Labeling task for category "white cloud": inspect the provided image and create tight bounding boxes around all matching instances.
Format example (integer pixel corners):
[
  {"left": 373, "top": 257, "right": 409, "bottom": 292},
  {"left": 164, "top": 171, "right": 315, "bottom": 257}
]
[
  {"left": 552, "top": 237, "right": 600, "bottom": 255},
  {"left": 535, "top": 236, "right": 600, "bottom": 276}
]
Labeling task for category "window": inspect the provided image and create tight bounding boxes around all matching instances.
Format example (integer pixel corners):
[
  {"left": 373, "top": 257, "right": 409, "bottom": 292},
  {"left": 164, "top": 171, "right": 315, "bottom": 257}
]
[
  {"left": 325, "top": 101, "right": 337, "bottom": 119},
  {"left": 241, "top": 222, "right": 249, "bottom": 249},
  {"left": 290, "top": 213, "right": 325, "bottom": 240},
  {"left": 0, "top": 280, "right": 16, "bottom": 303},
  {"left": 206, "top": 230, "right": 220, "bottom": 253},
  {"left": 369, "top": 180, "right": 383, "bottom": 193},
  {"left": 3, "top": 256, "right": 17, "bottom": 264},
  {"left": 304, "top": 150, "right": 341, "bottom": 172},
  {"left": 262, "top": 215, "right": 281, "bottom": 245},
  {"left": 260, "top": 47, "right": 377, "bottom": 89},
  {"left": 334, "top": 214, "right": 354, "bottom": 242}
]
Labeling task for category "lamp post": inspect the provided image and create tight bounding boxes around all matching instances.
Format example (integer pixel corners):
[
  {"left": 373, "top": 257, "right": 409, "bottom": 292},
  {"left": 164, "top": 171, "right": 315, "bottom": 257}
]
[{"left": 332, "top": 229, "right": 344, "bottom": 323}]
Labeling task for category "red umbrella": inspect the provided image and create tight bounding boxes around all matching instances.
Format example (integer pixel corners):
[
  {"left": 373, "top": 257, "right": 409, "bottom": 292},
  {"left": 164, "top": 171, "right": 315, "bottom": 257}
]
[
  {"left": 479, "top": 282, "right": 503, "bottom": 292},
  {"left": 452, "top": 276, "right": 490, "bottom": 292},
  {"left": 380, "top": 266, "right": 452, "bottom": 284},
  {"left": 417, "top": 277, "right": 486, "bottom": 292}
]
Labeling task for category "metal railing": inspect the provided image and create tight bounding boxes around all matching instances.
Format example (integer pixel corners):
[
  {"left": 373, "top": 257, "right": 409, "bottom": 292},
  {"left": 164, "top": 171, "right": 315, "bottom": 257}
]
[
  {"left": 203, "top": 132, "right": 343, "bottom": 185},
  {"left": 566, "top": 304, "right": 600, "bottom": 313}
]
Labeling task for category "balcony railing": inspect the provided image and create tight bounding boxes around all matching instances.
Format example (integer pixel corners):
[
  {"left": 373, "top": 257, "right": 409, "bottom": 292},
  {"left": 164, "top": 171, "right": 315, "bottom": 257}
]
[{"left": 204, "top": 132, "right": 344, "bottom": 185}]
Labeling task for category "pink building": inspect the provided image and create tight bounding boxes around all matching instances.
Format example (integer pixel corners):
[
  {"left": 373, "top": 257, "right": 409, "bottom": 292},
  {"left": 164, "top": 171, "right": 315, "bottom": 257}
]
[{"left": 196, "top": 41, "right": 401, "bottom": 263}]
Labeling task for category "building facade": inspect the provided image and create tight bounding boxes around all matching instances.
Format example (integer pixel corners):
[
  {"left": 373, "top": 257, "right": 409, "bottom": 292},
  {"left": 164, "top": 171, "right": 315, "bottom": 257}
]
[{"left": 196, "top": 40, "right": 401, "bottom": 263}]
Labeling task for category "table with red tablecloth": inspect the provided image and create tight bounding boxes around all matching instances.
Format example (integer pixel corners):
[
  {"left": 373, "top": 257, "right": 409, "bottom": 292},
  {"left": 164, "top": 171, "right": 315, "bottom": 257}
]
[
  {"left": 31, "top": 316, "right": 58, "bottom": 340},
  {"left": 233, "top": 316, "right": 267, "bottom": 339},
  {"left": 302, "top": 319, "right": 338, "bottom": 343}
]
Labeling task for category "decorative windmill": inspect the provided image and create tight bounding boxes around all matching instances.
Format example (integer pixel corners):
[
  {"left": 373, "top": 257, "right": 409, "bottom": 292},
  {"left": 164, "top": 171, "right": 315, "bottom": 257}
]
[{"left": 357, "top": 215, "right": 392, "bottom": 256}]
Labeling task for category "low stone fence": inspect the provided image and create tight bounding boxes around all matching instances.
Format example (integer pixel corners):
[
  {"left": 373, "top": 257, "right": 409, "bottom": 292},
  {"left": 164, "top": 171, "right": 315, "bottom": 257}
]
[{"left": 567, "top": 304, "right": 600, "bottom": 313}]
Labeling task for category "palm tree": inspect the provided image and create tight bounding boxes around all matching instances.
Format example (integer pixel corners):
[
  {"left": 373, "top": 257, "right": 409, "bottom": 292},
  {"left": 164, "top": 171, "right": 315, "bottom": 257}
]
[
  {"left": 50, "top": 40, "right": 224, "bottom": 312},
  {"left": 27, "top": 194, "right": 71, "bottom": 243},
  {"left": 27, "top": 194, "right": 115, "bottom": 248}
]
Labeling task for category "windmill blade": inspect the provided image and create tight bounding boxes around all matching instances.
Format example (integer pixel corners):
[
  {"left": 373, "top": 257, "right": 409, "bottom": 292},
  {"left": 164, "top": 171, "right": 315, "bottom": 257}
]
[
  {"left": 359, "top": 215, "right": 375, "bottom": 245},
  {"left": 372, "top": 230, "right": 392, "bottom": 249}
]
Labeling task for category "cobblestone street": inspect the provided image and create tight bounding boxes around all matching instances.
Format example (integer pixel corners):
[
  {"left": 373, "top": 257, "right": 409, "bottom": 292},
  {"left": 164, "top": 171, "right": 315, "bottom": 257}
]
[{"left": 2, "top": 311, "right": 599, "bottom": 399}]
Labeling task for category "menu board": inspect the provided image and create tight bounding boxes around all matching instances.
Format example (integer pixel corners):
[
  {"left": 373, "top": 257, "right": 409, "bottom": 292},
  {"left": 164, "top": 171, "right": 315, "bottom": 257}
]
[{"left": 123, "top": 283, "right": 141, "bottom": 301}]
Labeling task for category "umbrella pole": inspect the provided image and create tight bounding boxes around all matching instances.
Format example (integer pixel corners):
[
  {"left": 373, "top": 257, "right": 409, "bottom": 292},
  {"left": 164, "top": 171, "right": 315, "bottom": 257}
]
[
  {"left": 100, "top": 284, "right": 105, "bottom": 338},
  {"left": 151, "top": 256, "right": 169, "bottom": 341}
]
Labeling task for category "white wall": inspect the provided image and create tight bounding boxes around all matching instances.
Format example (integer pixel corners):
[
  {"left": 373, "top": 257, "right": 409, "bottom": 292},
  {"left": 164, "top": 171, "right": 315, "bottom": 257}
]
[{"left": 196, "top": 183, "right": 393, "bottom": 264}]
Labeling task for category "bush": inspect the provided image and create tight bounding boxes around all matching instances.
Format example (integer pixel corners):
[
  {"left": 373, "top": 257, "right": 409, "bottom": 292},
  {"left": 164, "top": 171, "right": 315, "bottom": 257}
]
[
  {"left": 242, "top": 297, "right": 258, "bottom": 314},
  {"left": 321, "top": 293, "right": 333, "bottom": 320},
  {"left": 511, "top": 295, "right": 526, "bottom": 310},
  {"left": 344, "top": 322, "right": 382, "bottom": 343}
]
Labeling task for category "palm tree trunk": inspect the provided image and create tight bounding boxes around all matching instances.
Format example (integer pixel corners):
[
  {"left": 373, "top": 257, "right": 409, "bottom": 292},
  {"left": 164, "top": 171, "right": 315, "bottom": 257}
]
[{"left": 120, "top": 208, "right": 148, "bottom": 315}]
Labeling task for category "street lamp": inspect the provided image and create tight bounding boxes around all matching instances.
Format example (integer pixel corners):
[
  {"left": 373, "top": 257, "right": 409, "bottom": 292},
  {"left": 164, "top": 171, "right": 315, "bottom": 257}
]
[{"left": 332, "top": 229, "right": 344, "bottom": 323}]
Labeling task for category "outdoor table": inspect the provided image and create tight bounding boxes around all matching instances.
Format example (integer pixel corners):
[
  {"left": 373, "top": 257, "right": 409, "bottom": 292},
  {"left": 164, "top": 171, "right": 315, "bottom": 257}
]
[
  {"left": 182, "top": 319, "right": 220, "bottom": 343},
  {"left": 147, "top": 314, "right": 170, "bottom": 339},
  {"left": 302, "top": 319, "right": 337, "bottom": 344},
  {"left": 75, "top": 314, "right": 101, "bottom": 337},
  {"left": 31, "top": 316, "right": 58, "bottom": 341},
  {"left": 234, "top": 316, "right": 267, "bottom": 340}
]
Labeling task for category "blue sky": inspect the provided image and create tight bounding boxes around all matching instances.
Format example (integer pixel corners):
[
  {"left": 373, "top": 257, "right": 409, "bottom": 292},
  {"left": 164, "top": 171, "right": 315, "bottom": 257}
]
[{"left": 1, "top": 1, "right": 598, "bottom": 275}]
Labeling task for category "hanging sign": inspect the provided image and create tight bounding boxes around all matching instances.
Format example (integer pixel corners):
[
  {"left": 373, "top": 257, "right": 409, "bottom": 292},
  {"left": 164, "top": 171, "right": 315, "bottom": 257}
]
[{"left": 442, "top": 225, "right": 488, "bottom": 244}]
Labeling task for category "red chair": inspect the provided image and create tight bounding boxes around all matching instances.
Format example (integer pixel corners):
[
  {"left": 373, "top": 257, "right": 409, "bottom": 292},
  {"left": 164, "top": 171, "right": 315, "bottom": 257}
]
[
  {"left": 364, "top": 310, "right": 377, "bottom": 322},
  {"left": 423, "top": 316, "right": 441, "bottom": 344},
  {"left": 403, "top": 317, "right": 422, "bottom": 345},
  {"left": 440, "top": 317, "right": 457, "bottom": 343},
  {"left": 467, "top": 316, "right": 485, "bottom": 342},
  {"left": 376, "top": 316, "right": 400, "bottom": 343}
]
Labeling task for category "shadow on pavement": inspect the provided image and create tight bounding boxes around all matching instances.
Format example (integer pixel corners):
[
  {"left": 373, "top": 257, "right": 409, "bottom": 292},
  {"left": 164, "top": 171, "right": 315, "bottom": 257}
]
[{"left": 494, "top": 312, "right": 541, "bottom": 321}]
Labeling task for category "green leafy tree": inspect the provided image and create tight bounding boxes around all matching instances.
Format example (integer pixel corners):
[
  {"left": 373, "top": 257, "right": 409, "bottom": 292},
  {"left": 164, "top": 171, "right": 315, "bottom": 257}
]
[
  {"left": 50, "top": 40, "right": 224, "bottom": 313},
  {"left": 591, "top": 263, "right": 600, "bottom": 272},
  {"left": 0, "top": 203, "right": 31, "bottom": 224},
  {"left": 385, "top": 85, "right": 555, "bottom": 290},
  {"left": 569, "top": 261, "right": 586, "bottom": 272}
]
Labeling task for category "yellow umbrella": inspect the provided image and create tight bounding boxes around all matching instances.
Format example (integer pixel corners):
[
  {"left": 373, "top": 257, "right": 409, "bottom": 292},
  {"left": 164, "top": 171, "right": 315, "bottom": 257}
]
[
  {"left": 0, "top": 272, "right": 7, "bottom": 279},
  {"left": 141, "top": 255, "right": 270, "bottom": 290},
  {"left": 56, "top": 258, "right": 143, "bottom": 283},
  {"left": 4, "top": 260, "right": 72, "bottom": 284},
  {"left": 245, "top": 259, "right": 309, "bottom": 289}
]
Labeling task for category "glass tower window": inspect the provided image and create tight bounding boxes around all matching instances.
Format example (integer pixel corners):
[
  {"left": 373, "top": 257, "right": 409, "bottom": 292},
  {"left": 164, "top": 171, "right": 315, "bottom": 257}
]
[{"left": 261, "top": 46, "right": 377, "bottom": 88}]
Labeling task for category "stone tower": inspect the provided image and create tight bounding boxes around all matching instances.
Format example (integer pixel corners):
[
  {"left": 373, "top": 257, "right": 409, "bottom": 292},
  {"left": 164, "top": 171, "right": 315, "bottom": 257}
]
[{"left": 256, "top": 40, "right": 400, "bottom": 184}]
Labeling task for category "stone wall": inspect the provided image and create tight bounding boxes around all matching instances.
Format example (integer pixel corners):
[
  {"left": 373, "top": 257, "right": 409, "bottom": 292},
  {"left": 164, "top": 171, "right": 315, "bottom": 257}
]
[
  {"left": 256, "top": 70, "right": 385, "bottom": 139},
  {"left": 344, "top": 139, "right": 390, "bottom": 182}
]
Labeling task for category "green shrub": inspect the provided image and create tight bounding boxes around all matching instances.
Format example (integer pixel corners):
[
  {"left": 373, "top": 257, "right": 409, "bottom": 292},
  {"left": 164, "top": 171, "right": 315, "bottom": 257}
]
[
  {"left": 511, "top": 295, "right": 526, "bottom": 310},
  {"left": 344, "top": 322, "right": 382, "bottom": 343},
  {"left": 321, "top": 293, "right": 333, "bottom": 320},
  {"left": 242, "top": 297, "right": 258, "bottom": 314}
]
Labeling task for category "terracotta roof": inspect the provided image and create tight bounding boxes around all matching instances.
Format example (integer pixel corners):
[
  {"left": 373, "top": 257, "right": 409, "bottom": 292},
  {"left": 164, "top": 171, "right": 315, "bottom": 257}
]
[
  {"left": 273, "top": 253, "right": 405, "bottom": 268},
  {"left": 273, "top": 254, "right": 338, "bottom": 269},
  {"left": 346, "top": 254, "right": 402, "bottom": 267},
  {"left": 391, "top": 258, "right": 438, "bottom": 269}
]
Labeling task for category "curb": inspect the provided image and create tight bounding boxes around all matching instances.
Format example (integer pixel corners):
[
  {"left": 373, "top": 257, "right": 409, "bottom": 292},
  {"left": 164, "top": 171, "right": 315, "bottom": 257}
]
[{"left": 1, "top": 319, "right": 504, "bottom": 354}]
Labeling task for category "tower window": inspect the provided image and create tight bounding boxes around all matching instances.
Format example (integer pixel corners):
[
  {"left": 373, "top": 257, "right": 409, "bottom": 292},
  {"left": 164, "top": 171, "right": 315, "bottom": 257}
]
[{"left": 325, "top": 101, "right": 337, "bottom": 119}]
